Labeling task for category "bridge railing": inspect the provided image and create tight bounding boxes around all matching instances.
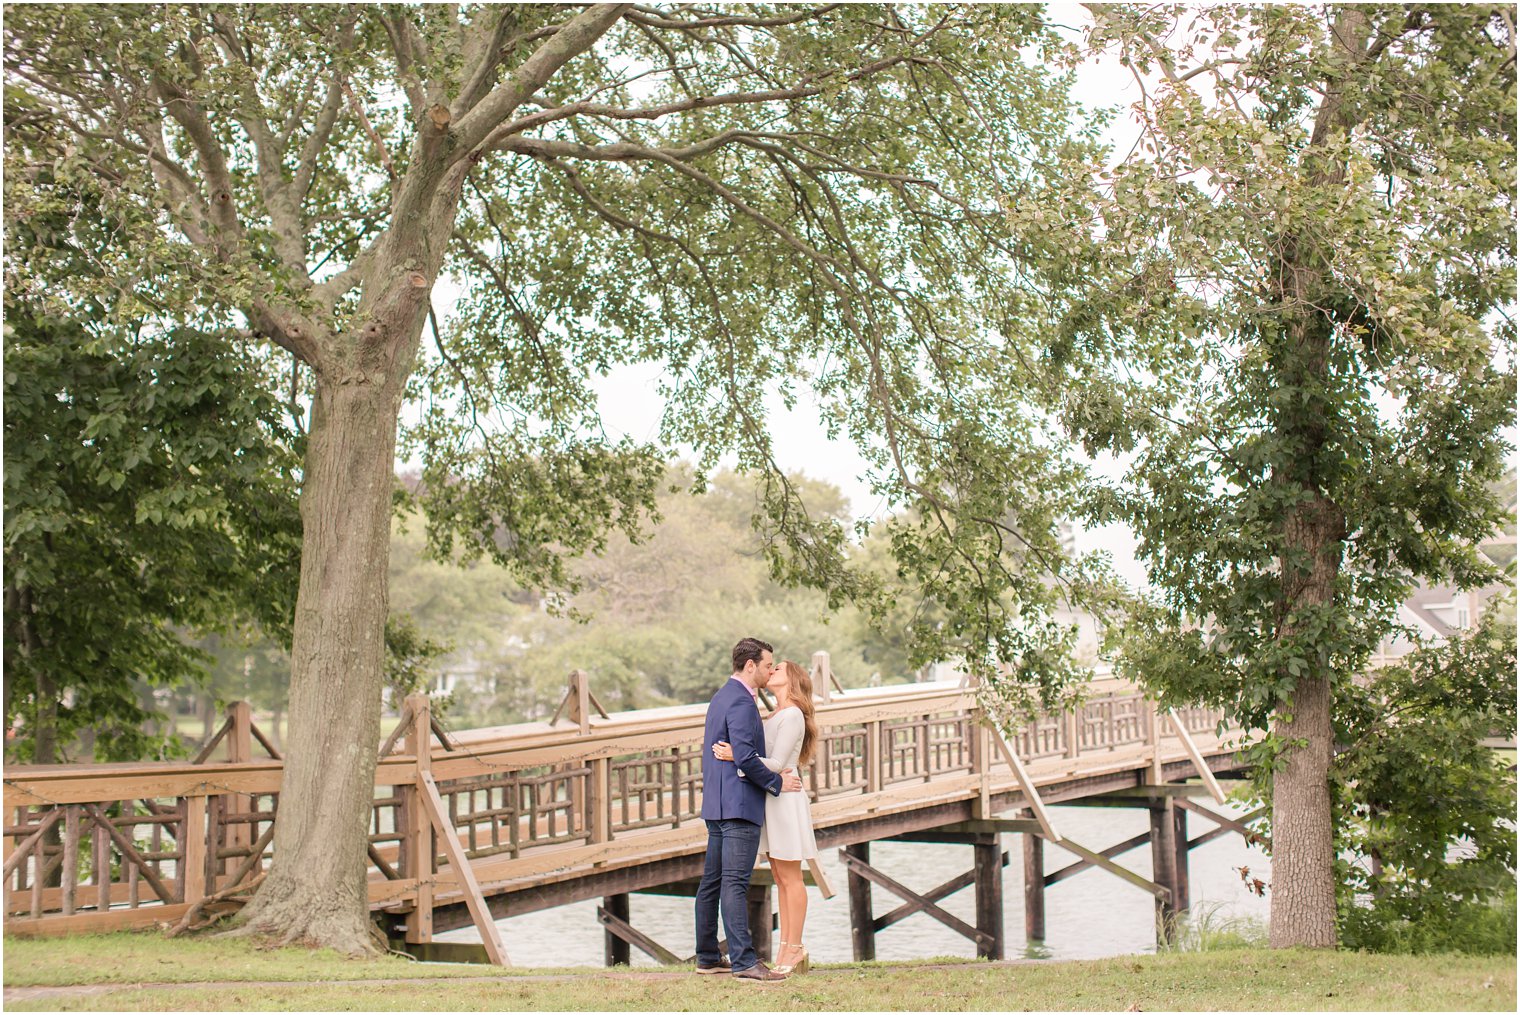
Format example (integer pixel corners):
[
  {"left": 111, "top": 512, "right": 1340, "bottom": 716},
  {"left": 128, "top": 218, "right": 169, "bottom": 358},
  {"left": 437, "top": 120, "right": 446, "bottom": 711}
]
[{"left": 4, "top": 666, "right": 1237, "bottom": 938}]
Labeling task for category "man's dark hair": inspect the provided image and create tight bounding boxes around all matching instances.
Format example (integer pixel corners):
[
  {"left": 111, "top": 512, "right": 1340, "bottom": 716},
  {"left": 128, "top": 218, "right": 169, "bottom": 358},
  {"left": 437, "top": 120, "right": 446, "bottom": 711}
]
[{"left": 732, "top": 637, "right": 773, "bottom": 674}]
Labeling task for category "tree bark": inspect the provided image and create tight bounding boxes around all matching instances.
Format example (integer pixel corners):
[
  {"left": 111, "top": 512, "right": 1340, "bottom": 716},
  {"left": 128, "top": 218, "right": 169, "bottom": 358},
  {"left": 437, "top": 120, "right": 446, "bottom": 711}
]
[
  {"left": 231, "top": 361, "right": 409, "bottom": 953},
  {"left": 1268, "top": 659, "right": 1339, "bottom": 948}
]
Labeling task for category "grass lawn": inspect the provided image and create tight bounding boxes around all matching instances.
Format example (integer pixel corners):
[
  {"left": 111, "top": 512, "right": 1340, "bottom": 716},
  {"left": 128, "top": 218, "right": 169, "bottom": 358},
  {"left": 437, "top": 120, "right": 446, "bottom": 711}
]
[{"left": 3, "top": 932, "right": 1514, "bottom": 1011}]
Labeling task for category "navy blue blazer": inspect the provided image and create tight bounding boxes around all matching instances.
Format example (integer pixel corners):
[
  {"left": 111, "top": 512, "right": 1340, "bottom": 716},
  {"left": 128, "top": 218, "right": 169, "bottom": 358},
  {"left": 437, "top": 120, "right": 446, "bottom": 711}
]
[{"left": 700, "top": 677, "right": 782, "bottom": 824}]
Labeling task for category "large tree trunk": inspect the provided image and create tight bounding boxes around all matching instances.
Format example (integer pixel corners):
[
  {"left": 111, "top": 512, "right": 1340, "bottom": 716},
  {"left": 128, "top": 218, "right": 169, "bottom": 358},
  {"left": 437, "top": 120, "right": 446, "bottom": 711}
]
[
  {"left": 232, "top": 363, "right": 408, "bottom": 953},
  {"left": 1269, "top": 670, "right": 1337, "bottom": 949},
  {"left": 231, "top": 105, "right": 464, "bottom": 948},
  {"left": 3, "top": 585, "right": 18, "bottom": 730}
]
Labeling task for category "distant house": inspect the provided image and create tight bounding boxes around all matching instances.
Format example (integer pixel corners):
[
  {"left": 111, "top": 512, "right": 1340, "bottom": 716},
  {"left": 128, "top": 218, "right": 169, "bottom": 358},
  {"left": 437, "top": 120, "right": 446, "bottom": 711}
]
[
  {"left": 1370, "top": 525, "right": 1514, "bottom": 667},
  {"left": 428, "top": 635, "right": 529, "bottom": 697}
]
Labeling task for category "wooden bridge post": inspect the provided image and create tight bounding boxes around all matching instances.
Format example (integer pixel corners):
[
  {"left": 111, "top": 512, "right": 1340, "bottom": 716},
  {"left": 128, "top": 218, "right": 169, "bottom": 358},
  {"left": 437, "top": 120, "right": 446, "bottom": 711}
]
[
  {"left": 866, "top": 723, "right": 883, "bottom": 795},
  {"left": 972, "top": 723, "right": 992, "bottom": 819},
  {"left": 965, "top": 671, "right": 991, "bottom": 819},
  {"left": 568, "top": 669, "right": 591, "bottom": 735},
  {"left": 223, "top": 702, "right": 253, "bottom": 877},
  {"left": 973, "top": 836, "right": 1004, "bottom": 960},
  {"left": 568, "top": 671, "right": 588, "bottom": 833},
  {"left": 404, "top": 693, "right": 434, "bottom": 944},
  {"left": 181, "top": 795, "right": 208, "bottom": 907},
  {"left": 1146, "top": 699, "right": 1164, "bottom": 785},
  {"left": 746, "top": 882, "right": 773, "bottom": 963},
  {"left": 1172, "top": 803, "right": 1190, "bottom": 913},
  {"left": 811, "top": 651, "right": 833, "bottom": 704},
  {"left": 844, "top": 842, "right": 875, "bottom": 960},
  {"left": 550, "top": 670, "right": 612, "bottom": 838},
  {"left": 1149, "top": 799, "right": 1179, "bottom": 943},
  {"left": 603, "top": 892, "right": 631, "bottom": 966},
  {"left": 1023, "top": 831, "right": 1045, "bottom": 941}
]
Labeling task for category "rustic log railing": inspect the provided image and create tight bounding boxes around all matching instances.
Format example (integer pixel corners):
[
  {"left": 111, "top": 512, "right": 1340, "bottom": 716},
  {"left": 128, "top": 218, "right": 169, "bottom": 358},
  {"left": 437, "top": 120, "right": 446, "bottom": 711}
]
[{"left": 3, "top": 661, "right": 1240, "bottom": 953}]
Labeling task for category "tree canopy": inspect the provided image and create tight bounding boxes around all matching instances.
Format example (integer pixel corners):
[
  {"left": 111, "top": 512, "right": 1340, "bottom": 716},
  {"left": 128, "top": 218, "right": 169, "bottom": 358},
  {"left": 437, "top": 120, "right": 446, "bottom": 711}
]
[{"left": 3, "top": 301, "right": 303, "bottom": 763}]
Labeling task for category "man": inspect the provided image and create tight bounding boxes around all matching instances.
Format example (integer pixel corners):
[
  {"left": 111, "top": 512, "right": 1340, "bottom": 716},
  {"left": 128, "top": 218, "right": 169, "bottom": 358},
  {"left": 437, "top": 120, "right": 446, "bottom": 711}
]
[{"left": 694, "top": 637, "right": 803, "bottom": 981}]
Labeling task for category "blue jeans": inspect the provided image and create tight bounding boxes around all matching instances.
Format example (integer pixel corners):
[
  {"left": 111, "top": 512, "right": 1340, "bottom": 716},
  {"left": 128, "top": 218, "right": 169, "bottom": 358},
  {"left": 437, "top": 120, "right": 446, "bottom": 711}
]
[{"left": 694, "top": 818, "right": 763, "bottom": 971}]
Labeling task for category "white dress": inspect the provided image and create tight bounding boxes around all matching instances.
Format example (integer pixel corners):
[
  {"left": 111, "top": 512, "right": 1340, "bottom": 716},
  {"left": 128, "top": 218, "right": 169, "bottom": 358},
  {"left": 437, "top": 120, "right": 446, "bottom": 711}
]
[{"left": 755, "top": 707, "right": 818, "bottom": 862}]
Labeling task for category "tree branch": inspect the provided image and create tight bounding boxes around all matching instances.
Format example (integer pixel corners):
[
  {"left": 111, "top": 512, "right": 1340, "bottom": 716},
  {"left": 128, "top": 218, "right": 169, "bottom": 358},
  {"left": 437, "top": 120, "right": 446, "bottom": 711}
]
[
  {"left": 451, "top": 3, "right": 632, "bottom": 158},
  {"left": 208, "top": 13, "right": 309, "bottom": 279},
  {"left": 492, "top": 128, "right": 751, "bottom": 163},
  {"left": 150, "top": 74, "right": 244, "bottom": 256},
  {"left": 479, "top": 49, "right": 922, "bottom": 147},
  {"left": 454, "top": 5, "right": 521, "bottom": 117},
  {"left": 293, "top": 15, "right": 358, "bottom": 206},
  {"left": 624, "top": 4, "right": 842, "bottom": 30},
  {"left": 379, "top": 10, "right": 428, "bottom": 117}
]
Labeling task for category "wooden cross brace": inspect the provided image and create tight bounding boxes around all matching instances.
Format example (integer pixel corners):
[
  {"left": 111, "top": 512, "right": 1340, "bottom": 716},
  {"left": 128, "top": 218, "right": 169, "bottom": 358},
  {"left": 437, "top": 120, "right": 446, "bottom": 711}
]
[
  {"left": 871, "top": 850, "right": 1009, "bottom": 934},
  {"left": 2, "top": 809, "right": 62, "bottom": 881},
  {"left": 379, "top": 703, "right": 458, "bottom": 759},
  {"left": 1045, "top": 836, "right": 1170, "bottom": 901},
  {"left": 837, "top": 846, "right": 999, "bottom": 949},
  {"left": 1043, "top": 830, "right": 1151, "bottom": 887},
  {"left": 1177, "top": 799, "right": 1270, "bottom": 849},
  {"left": 597, "top": 905, "right": 682, "bottom": 965},
  {"left": 1165, "top": 709, "right": 1228, "bottom": 804}
]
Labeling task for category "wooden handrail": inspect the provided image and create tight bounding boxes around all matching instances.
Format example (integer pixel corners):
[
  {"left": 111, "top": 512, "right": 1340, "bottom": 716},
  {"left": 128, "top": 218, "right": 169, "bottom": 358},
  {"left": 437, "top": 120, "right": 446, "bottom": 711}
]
[{"left": 3, "top": 679, "right": 1171, "bottom": 809}]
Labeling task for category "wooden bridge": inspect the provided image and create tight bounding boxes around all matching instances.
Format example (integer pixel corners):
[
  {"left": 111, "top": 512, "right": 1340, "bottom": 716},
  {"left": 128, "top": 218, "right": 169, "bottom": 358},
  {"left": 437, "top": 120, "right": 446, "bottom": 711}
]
[{"left": 3, "top": 656, "right": 1262, "bottom": 964}]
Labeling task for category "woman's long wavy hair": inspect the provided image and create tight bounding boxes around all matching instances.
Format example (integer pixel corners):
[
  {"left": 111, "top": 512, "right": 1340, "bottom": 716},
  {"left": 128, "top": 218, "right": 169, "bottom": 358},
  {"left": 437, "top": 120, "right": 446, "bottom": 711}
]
[{"left": 781, "top": 659, "right": 819, "bottom": 767}]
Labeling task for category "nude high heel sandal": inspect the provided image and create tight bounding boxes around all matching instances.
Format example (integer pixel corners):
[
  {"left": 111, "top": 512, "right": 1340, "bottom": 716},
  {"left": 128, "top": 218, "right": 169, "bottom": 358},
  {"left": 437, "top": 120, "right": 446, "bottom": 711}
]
[{"left": 774, "top": 941, "right": 809, "bottom": 975}]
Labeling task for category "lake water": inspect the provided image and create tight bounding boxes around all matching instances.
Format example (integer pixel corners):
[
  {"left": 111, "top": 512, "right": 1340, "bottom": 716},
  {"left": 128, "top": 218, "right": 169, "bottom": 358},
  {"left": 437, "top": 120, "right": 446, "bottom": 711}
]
[{"left": 439, "top": 801, "right": 1272, "bottom": 965}]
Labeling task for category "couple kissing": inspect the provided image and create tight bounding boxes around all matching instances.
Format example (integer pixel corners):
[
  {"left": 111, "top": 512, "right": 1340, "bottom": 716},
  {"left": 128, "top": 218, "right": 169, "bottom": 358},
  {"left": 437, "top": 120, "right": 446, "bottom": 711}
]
[{"left": 694, "top": 637, "right": 820, "bottom": 981}]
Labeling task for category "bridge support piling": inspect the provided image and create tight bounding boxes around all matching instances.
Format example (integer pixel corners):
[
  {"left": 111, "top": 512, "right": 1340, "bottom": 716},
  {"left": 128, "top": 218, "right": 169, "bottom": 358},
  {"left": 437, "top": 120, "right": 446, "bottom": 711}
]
[
  {"left": 844, "top": 842, "right": 875, "bottom": 961},
  {"left": 746, "top": 883, "right": 773, "bottom": 963},
  {"left": 973, "top": 837, "right": 1004, "bottom": 960},
  {"left": 603, "top": 893, "right": 631, "bottom": 966},
  {"left": 863, "top": 826, "right": 1010, "bottom": 960},
  {"left": 1023, "top": 832, "right": 1045, "bottom": 941},
  {"left": 1173, "top": 804, "right": 1190, "bottom": 914},
  {"left": 1150, "top": 799, "right": 1179, "bottom": 943}
]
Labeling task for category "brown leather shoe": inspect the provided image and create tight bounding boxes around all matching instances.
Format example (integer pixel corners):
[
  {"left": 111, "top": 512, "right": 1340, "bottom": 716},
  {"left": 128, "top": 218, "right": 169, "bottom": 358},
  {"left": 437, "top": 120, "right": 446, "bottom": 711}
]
[
  {"left": 694, "top": 956, "right": 731, "bottom": 974},
  {"left": 732, "top": 961, "right": 788, "bottom": 982}
]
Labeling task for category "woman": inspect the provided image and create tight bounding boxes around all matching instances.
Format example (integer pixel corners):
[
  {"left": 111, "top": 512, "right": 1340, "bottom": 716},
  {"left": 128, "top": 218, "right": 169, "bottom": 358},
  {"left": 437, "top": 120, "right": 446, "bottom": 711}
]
[{"left": 712, "top": 658, "right": 819, "bottom": 974}]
